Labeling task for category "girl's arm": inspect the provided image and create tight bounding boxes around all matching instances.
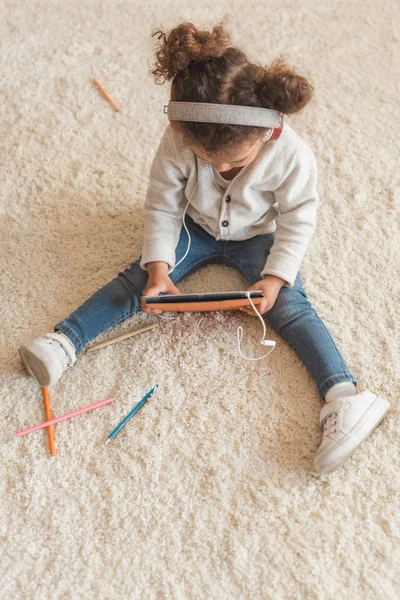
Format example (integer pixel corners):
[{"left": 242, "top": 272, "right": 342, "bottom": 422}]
[
  {"left": 261, "top": 143, "right": 320, "bottom": 288},
  {"left": 140, "top": 125, "right": 188, "bottom": 274}
]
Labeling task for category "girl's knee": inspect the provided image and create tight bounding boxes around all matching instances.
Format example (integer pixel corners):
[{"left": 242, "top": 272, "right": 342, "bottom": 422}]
[
  {"left": 118, "top": 261, "right": 148, "bottom": 296},
  {"left": 267, "top": 288, "right": 312, "bottom": 329}
]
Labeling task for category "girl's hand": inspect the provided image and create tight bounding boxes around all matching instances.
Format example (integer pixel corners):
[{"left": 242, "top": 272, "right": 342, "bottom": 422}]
[
  {"left": 240, "top": 275, "right": 286, "bottom": 316},
  {"left": 141, "top": 261, "right": 181, "bottom": 315}
]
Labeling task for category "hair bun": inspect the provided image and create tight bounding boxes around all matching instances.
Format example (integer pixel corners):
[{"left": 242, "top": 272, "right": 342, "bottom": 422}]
[
  {"left": 151, "top": 21, "right": 231, "bottom": 83},
  {"left": 255, "top": 57, "right": 314, "bottom": 114}
]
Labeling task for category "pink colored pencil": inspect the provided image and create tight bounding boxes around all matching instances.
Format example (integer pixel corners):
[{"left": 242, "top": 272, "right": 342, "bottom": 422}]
[{"left": 16, "top": 398, "right": 114, "bottom": 437}]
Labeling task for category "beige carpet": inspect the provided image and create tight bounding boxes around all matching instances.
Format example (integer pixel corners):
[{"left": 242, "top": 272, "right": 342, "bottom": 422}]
[{"left": 1, "top": 1, "right": 399, "bottom": 598}]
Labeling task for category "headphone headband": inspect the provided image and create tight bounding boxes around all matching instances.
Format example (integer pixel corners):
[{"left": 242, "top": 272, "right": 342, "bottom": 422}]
[{"left": 164, "top": 101, "right": 282, "bottom": 128}]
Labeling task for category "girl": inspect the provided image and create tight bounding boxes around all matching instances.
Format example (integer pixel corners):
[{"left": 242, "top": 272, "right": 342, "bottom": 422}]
[{"left": 19, "top": 21, "right": 390, "bottom": 474}]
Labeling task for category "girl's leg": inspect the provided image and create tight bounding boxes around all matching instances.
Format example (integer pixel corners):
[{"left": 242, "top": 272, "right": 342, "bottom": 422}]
[
  {"left": 55, "top": 216, "right": 225, "bottom": 355},
  {"left": 264, "top": 273, "right": 358, "bottom": 400},
  {"left": 224, "top": 233, "right": 358, "bottom": 401}
]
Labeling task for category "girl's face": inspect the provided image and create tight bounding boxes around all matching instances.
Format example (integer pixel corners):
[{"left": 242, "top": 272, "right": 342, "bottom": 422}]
[{"left": 190, "top": 135, "right": 264, "bottom": 173}]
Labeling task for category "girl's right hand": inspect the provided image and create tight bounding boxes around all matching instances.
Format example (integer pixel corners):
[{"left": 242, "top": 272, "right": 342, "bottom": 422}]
[{"left": 141, "top": 261, "right": 181, "bottom": 315}]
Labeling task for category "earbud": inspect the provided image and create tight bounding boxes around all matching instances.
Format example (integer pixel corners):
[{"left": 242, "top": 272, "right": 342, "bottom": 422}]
[{"left": 260, "top": 340, "right": 276, "bottom": 347}]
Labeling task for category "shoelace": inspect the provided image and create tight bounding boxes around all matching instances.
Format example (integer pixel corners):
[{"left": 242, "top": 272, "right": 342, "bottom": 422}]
[{"left": 322, "top": 411, "right": 338, "bottom": 437}]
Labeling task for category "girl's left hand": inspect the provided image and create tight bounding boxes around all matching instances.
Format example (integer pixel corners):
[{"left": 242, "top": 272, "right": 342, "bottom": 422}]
[{"left": 240, "top": 275, "right": 286, "bottom": 316}]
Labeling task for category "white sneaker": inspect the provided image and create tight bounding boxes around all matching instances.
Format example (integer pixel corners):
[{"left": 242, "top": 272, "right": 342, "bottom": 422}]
[
  {"left": 314, "top": 390, "right": 390, "bottom": 475},
  {"left": 19, "top": 332, "right": 77, "bottom": 387}
]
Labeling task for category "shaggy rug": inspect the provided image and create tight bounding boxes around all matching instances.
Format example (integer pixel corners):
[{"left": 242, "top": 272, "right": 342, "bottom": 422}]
[{"left": 1, "top": 1, "right": 399, "bottom": 598}]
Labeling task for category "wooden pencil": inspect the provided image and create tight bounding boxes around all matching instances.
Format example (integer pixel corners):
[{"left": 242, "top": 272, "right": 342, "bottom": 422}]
[
  {"left": 92, "top": 77, "right": 120, "bottom": 112},
  {"left": 42, "top": 387, "right": 56, "bottom": 456},
  {"left": 86, "top": 323, "right": 158, "bottom": 353}
]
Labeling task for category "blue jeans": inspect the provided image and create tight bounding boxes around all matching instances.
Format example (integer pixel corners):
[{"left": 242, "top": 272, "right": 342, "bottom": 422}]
[{"left": 55, "top": 215, "right": 357, "bottom": 400}]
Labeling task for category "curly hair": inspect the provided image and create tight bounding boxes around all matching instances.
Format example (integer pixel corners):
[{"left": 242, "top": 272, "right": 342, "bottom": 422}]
[{"left": 150, "top": 19, "right": 314, "bottom": 156}]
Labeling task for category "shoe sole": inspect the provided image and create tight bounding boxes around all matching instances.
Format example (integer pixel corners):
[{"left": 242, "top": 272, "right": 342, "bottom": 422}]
[
  {"left": 18, "top": 345, "right": 60, "bottom": 387},
  {"left": 314, "top": 395, "right": 390, "bottom": 475}
]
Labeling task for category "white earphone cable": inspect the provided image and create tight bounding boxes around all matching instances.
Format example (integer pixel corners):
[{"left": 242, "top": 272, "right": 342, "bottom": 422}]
[
  {"left": 152, "top": 186, "right": 276, "bottom": 358},
  {"left": 153, "top": 186, "right": 197, "bottom": 321}
]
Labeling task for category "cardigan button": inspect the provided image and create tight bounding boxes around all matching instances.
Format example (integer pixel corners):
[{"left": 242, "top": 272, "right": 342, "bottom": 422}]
[
  {"left": 221, "top": 220, "right": 229, "bottom": 227},
  {"left": 225, "top": 195, "right": 231, "bottom": 203}
]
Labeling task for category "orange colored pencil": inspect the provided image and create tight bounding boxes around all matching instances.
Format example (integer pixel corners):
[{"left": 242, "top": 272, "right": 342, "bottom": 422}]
[
  {"left": 42, "top": 387, "right": 56, "bottom": 456},
  {"left": 92, "top": 77, "right": 120, "bottom": 112}
]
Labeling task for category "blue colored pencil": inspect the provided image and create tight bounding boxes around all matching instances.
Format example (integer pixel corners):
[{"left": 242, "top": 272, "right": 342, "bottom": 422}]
[{"left": 104, "top": 385, "right": 158, "bottom": 445}]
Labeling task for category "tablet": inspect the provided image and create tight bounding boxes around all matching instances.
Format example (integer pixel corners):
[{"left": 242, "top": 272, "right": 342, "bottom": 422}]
[{"left": 142, "top": 290, "right": 264, "bottom": 312}]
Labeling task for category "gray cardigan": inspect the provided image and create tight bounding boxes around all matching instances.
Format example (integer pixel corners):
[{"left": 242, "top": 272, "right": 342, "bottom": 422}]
[{"left": 140, "top": 119, "right": 319, "bottom": 288}]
